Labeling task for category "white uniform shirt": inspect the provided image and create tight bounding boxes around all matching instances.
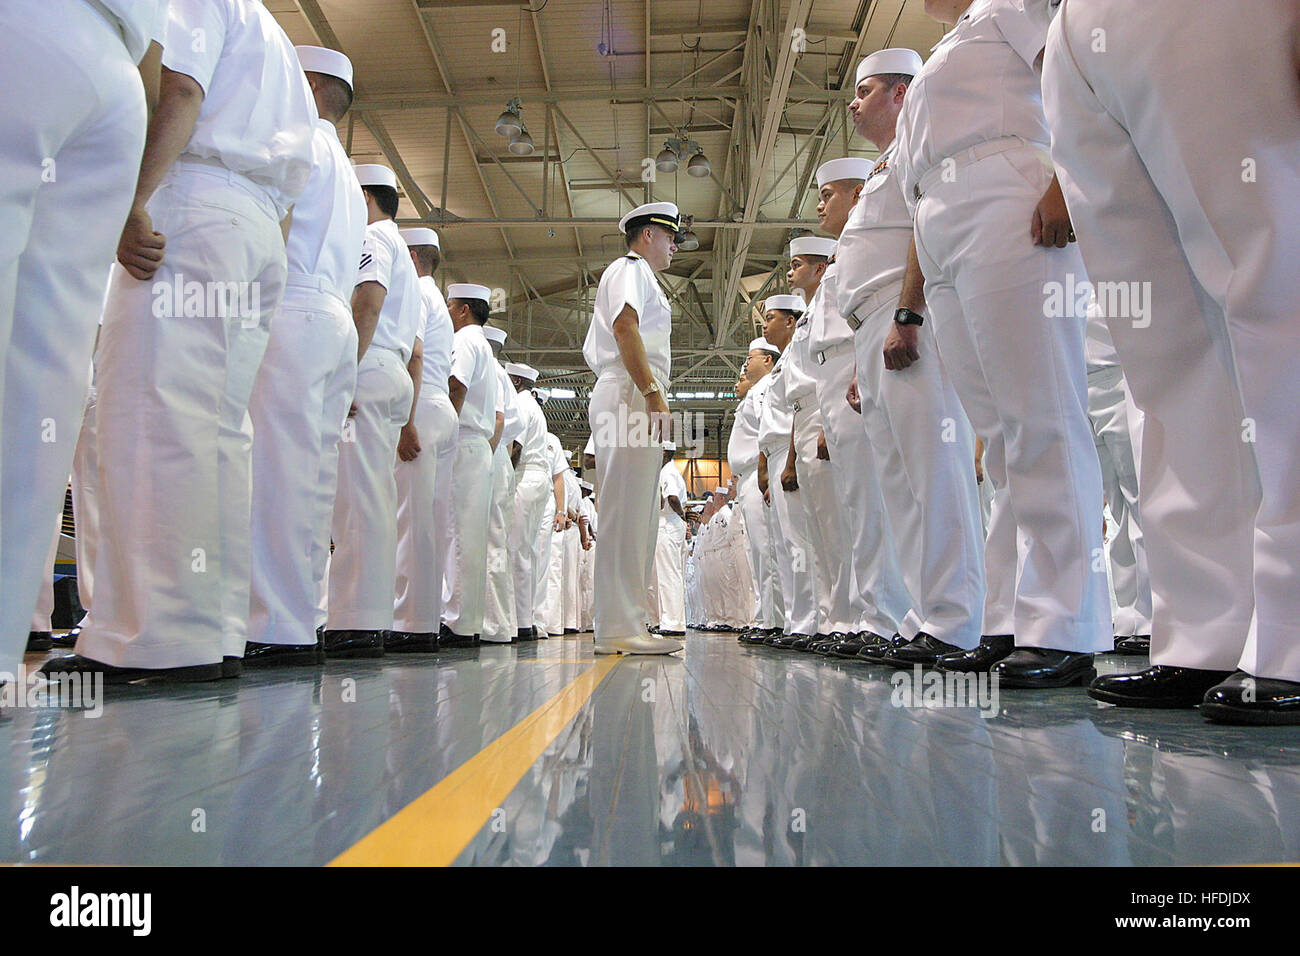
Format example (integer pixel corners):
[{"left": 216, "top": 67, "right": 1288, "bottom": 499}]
[
  {"left": 835, "top": 144, "right": 912, "bottom": 321},
  {"left": 357, "top": 218, "right": 421, "bottom": 363},
  {"left": 546, "top": 434, "right": 568, "bottom": 478},
  {"left": 782, "top": 302, "right": 822, "bottom": 407},
  {"left": 100, "top": 0, "right": 169, "bottom": 63},
  {"left": 894, "top": 0, "right": 1057, "bottom": 210},
  {"left": 807, "top": 259, "right": 854, "bottom": 355},
  {"left": 583, "top": 251, "right": 673, "bottom": 381},
  {"left": 514, "top": 388, "right": 549, "bottom": 471},
  {"left": 579, "top": 496, "right": 597, "bottom": 533},
  {"left": 563, "top": 470, "right": 581, "bottom": 512},
  {"left": 659, "top": 462, "right": 688, "bottom": 525},
  {"left": 162, "top": 0, "right": 315, "bottom": 217},
  {"left": 495, "top": 362, "right": 523, "bottom": 447},
  {"left": 727, "top": 374, "right": 772, "bottom": 480},
  {"left": 417, "top": 276, "right": 453, "bottom": 395},
  {"left": 285, "top": 119, "right": 366, "bottom": 298},
  {"left": 449, "top": 324, "right": 498, "bottom": 438},
  {"left": 757, "top": 350, "right": 795, "bottom": 454}
]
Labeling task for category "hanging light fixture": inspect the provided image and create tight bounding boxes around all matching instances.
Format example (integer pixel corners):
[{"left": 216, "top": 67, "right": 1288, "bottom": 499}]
[
  {"left": 686, "top": 151, "right": 711, "bottom": 178},
  {"left": 656, "top": 142, "right": 680, "bottom": 174},
  {"left": 508, "top": 123, "right": 535, "bottom": 156},
  {"left": 495, "top": 97, "right": 523, "bottom": 137},
  {"left": 675, "top": 214, "right": 699, "bottom": 251},
  {"left": 655, "top": 130, "right": 710, "bottom": 177}
]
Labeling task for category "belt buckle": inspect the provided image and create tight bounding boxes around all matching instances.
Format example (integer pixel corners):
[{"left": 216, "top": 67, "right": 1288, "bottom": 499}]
[
  {"left": 816, "top": 351, "right": 827, "bottom": 366},
  {"left": 846, "top": 313, "right": 862, "bottom": 332},
  {"left": 792, "top": 399, "right": 801, "bottom": 413}
]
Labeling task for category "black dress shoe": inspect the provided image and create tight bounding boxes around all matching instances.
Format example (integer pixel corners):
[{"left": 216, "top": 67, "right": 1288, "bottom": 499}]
[
  {"left": 385, "top": 631, "right": 439, "bottom": 653},
  {"left": 770, "top": 632, "right": 808, "bottom": 649},
  {"left": 828, "top": 632, "right": 882, "bottom": 659},
  {"left": 739, "top": 628, "right": 769, "bottom": 645},
  {"left": 1201, "top": 671, "right": 1300, "bottom": 725},
  {"left": 934, "top": 634, "right": 1015, "bottom": 672},
  {"left": 790, "top": 632, "right": 820, "bottom": 651},
  {"left": 1088, "top": 665, "right": 1235, "bottom": 708},
  {"left": 439, "top": 625, "right": 479, "bottom": 648},
  {"left": 52, "top": 630, "right": 79, "bottom": 648},
  {"left": 659, "top": 629, "right": 685, "bottom": 637},
  {"left": 855, "top": 633, "right": 909, "bottom": 663},
  {"left": 221, "top": 656, "right": 242, "bottom": 678},
  {"left": 880, "top": 632, "right": 963, "bottom": 668},
  {"left": 38, "top": 654, "right": 222, "bottom": 684},
  {"left": 517, "top": 627, "right": 536, "bottom": 642},
  {"left": 321, "top": 629, "right": 386, "bottom": 659},
  {"left": 992, "top": 648, "right": 1096, "bottom": 688},
  {"left": 243, "top": 641, "right": 323, "bottom": 667},
  {"left": 1113, "top": 634, "right": 1151, "bottom": 656},
  {"left": 26, "top": 631, "right": 52, "bottom": 652}
]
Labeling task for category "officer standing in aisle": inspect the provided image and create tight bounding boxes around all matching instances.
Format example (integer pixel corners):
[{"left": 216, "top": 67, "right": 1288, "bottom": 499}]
[
  {"left": 391, "top": 227, "right": 456, "bottom": 652},
  {"left": 247, "top": 46, "right": 366, "bottom": 666},
  {"left": 583, "top": 201, "right": 684, "bottom": 655},
  {"left": 319, "top": 164, "right": 420, "bottom": 659}
]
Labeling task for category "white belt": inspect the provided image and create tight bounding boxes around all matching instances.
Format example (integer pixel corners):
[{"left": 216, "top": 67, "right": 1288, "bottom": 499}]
[
  {"left": 172, "top": 157, "right": 280, "bottom": 221},
  {"left": 845, "top": 278, "right": 906, "bottom": 332},
  {"left": 284, "top": 272, "right": 348, "bottom": 311},
  {"left": 913, "top": 136, "right": 1036, "bottom": 202},
  {"left": 787, "top": 389, "right": 815, "bottom": 412},
  {"left": 813, "top": 339, "right": 855, "bottom": 366},
  {"left": 595, "top": 364, "right": 670, "bottom": 385}
]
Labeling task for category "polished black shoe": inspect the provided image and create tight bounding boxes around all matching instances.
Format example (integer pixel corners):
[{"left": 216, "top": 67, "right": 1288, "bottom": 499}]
[
  {"left": 659, "top": 629, "right": 685, "bottom": 637},
  {"left": 790, "top": 632, "right": 819, "bottom": 651},
  {"left": 855, "top": 633, "right": 909, "bottom": 663},
  {"left": 321, "top": 629, "right": 386, "bottom": 659},
  {"left": 808, "top": 634, "right": 838, "bottom": 654},
  {"left": 221, "top": 656, "right": 242, "bottom": 678},
  {"left": 771, "top": 632, "right": 808, "bottom": 649},
  {"left": 439, "top": 625, "right": 479, "bottom": 649},
  {"left": 1088, "top": 665, "right": 1234, "bottom": 709},
  {"left": 385, "top": 631, "right": 439, "bottom": 653},
  {"left": 38, "top": 654, "right": 222, "bottom": 684},
  {"left": 880, "top": 632, "right": 962, "bottom": 668},
  {"left": 26, "top": 631, "right": 52, "bottom": 652},
  {"left": 52, "top": 629, "right": 79, "bottom": 648},
  {"left": 740, "top": 628, "right": 770, "bottom": 645},
  {"left": 243, "top": 640, "right": 323, "bottom": 667},
  {"left": 1201, "top": 671, "right": 1300, "bottom": 725},
  {"left": 828, "top": 632, "right": 882, "bottom": 659},
  {"left": 934, "top": 634, "right": 1015, "bottom": 673},
  {"left": 517, "top": 627, "right": 537, "bottom": 642},
  {"left": 1113, "top": 634, "right": 1151, "bottom": 656},
  {"left": 992, "top": 648, "right": 1096, "bottom": 688}
]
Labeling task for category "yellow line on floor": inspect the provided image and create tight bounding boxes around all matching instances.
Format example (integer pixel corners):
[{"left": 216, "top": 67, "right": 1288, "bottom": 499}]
[{"left": 329, "top": 656, "right": 619, "bottom": 867}]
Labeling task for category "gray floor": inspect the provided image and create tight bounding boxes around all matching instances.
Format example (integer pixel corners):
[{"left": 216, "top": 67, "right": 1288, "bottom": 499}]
[{"left": 5, "top": 633, "right": 1300, "bottom": 865}]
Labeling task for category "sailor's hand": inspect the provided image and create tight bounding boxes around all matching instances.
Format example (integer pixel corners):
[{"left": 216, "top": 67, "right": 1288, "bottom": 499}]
[
  {"left": 397, "top": 422, "right": 421, "bottom": 461},
  {"left": 1032, "top": 176, "right": 1074, "bottom": 248},
  {"left": 117, "top": 207, "right": 166, "bottom": 280},
  {"left": 646, "top": 390, "right": 671, "bottom": 442},
  {"left": 846, "top": 375, "right": 862, "bottom": 414},
  {"left": 884, "top": 323, "right": 920, "bottom": 370},
  {"left": 816, "top": 430, "right": 830, "bottom": 461}
]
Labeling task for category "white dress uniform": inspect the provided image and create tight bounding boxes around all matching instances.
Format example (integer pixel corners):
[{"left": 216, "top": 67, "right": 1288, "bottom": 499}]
[
  {"left": 71, "top": 355, "right": 100, "bottom": 620},
  {"left": 1043, "top": 0, "right": 1300, "bottom": 682},
  {"left": 756, "top": 310, "right": 819, "bottom": 637},
  {"left": 560, "top": 466, "right": 582, "bottom": 631},
  {"left": 482, "top": 353, "right": 523, "bottom": 643},
  {"left": 1083, "top": 310, "right": 1150, "bottom": 639},
  {"left": 441, "top": 304, "right": 498, "bottom": 639},
  {"left": 0, "top": 0, "right": 159, "bottom": 676},
  {"left": 393, "top": 236, "right": 457, "bottom": 637},
  {"left": 578, "top": 487, "right": 597, "bottom": 630},
  {"left": 534, "top": 432, "right": 566, "bottom": 636},
  {"left": 250, "top": 48, "right": 366, "bottom": 649},
  {"left": 583, "top": 206, "right": 677, "bottom": 648},
  {"left": 81, "top": 0, "right": 316, "bottom": 671},
  {"left": 654, "top": 459, "right": 688, "bottom": 633},
  {"left": 506, "top": 368, "right": 550, "bottom": 636},
  {"left": 833, "top": 74, "right": 988, "bottom": 651},
  {"left": 894, "top": 0, "right": 1109, "bottom": 653},
  {"left": 728, "top": 359, "right": 784, "bottom": 633},
  {"left": 327, "top": 206, "right": 419, "bottom": 633}
]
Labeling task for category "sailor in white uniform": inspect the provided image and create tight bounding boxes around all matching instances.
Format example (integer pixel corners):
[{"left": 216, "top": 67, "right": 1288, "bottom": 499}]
[
  {"left": 321, "top": 164, "right": 420, "bottom": 659},
  {"left": 830, "top": 49, "right": 987, "bottom": 670},
  {"left": 391, "top": 227, "right": 457, "bottom": 652},
  {"left": 577, "top": 480, "right": 597, "bottom": 631},
  {"left": 506, "top": 363, "right": 549, "bottom": 641},
  {"left": 559, "top": 462, "right": 583, "bottom": 633},
  {"left": 583, "top": 201, "right": 685, "bottom": 655},
  {"left": 52, "top": 0, "right": 315, "bottom": 682},
  {"left": 247, "top": 46, "right": 365, "bottom": 666},
  {"left": 1044, "top": 0, "right": 1300, "bottom": 720},
  {"left": 653, "top": 443, "right": 688, "bottom": 636},
  {"left": 731, "top": 338, "right": 785, "bottom": 643},
  {"left": 893, "top": 0, "right": 1110, "bottom": 688},
  {"left": 534, "top": 432, "right": 567, "bottom": 638},
  {"left": 481, "top": 325, "right": 523, "bottom": 644},
  {"left": 440, "top": 283, "right": 500, "bottom": 647},
  {"left": 0, "top": 0, "right": 164, "bottom": 678}
]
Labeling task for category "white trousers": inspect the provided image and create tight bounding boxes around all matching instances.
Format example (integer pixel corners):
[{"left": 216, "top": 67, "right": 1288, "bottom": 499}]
[
  {"left": 510, "top": 465, "right": 551, "bottom": 633},
  {"left": 1044, "top": 0, "right": 1300, "bottom": 678},
  {"left": 792, "top": 403, "right": 852, "bottom": 634},
  {"left": 482, "top": 444, "right": 518, "bottom": 642},
  {"left": 561, "top": 523, "right": 581, "bottom": 631},
  {"left": 764, "top": 442, "right": 818, "bottom": 635},
  {"left": 32, "top": 519, "right": 60, "bottom": 632},
  {"left": 736, "top": 471, "right": 782, "bottom": 630},
  {"left": 654, "top": 517, "right": 686, "bottom": 631},
  {"left": 588, "top": 370, "right": 661, "bottom": 642},
  {"left": 249, "top": 283, "right": 356, "bottom": 646},
  {"left": 71, "top": 384, "right": 99, "bottom": 615},
  {"left": 852, "top": 296, "right": 986, "bottom": 649},
  {"left": 326, "top": 347, "right": 412, "bottom": 631},
  {"left": 815, "top": 348, "right": 916, "bottom": 637},
  {"left": 442, "top": 430, "right": 493, "bottom": 636},
  {"left": 393, "top": 389, "right": 457, "bottom": 634},
  {"left": 0, "top": 0, "right": 145, "bottom": 676},
  {"left": 533, "top": 494, "right": 555, "bottom": 634},
  {"left": 83, "top": 165, "right": 286, "bottom": 668},
  {"left": 914, "top": 143, "right": 1110, "bottom": 654},
  {"left": 1087, "top": 365, "right": 1151, "bottom": 637},
  {"left": 538, "top": 517, "right": 565, "bottom": 636},
  {"left": 579, "top": 530, "right": 595, "bottom": 631},
  {"left": 722, "top": 517, "right": 757, "bottom": 628}
]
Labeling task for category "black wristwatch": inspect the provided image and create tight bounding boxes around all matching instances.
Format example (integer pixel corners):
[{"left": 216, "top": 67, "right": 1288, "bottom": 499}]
[{"left": 893, "top": 307, "right": 925, "bottom": 327}]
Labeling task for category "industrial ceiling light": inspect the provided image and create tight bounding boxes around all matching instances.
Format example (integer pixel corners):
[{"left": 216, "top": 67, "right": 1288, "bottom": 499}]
[
  {"left": 495, "top": 97, "right": 523, "bottom": 137},
  {"left": 656, "top": 143, "right": 680, "bottom": 174},
  {"left": 657, "top": 131, "right": 710, "bottom": 177},
  {"left": 508, "top": 124, "right": 534, "bottom": 155},
  {"left": 686, "top": 151, "right": 711, "bottom": 178},
  {"left": 677, "top": 230, "right": 700, "bottom": 251}
]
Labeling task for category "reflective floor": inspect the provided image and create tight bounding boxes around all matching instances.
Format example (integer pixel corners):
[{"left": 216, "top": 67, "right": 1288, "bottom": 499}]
[{"left": 5, "top": 632, "right": 1300, "bottom": 865}]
